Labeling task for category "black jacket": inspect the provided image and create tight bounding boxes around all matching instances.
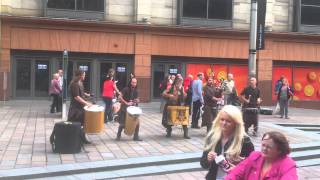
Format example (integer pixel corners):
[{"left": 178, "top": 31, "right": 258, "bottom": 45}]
[{"left": 200, "top": 136, "right": 254, "bottom": 180}]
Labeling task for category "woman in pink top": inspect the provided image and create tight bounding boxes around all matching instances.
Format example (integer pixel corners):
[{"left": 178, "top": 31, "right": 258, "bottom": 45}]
[
  {"left": 225, "top": 131, "right": 298, "bottom": 180},
  {"left": 49, "top": 73, "right": 62, "bottom": 113},
  {"left": 102, "top": 69, "right": 120, "bottom": 123}
]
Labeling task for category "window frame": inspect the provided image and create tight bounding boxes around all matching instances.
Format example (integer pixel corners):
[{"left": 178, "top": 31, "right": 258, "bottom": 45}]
[
  {"left": 44, "top": 0, "right": 106, "bottom": 21},
  {"left": 296, "top": 0, "right": 320, "bottom": 33},
  {"left": 178, "top": 0, "right": 233, "bottom": 28}
]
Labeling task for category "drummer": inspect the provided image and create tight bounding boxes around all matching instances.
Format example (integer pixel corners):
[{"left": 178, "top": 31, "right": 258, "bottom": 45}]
[
  {"left": 67, "top": 69, "right": 92, "bottom": 144},
  {"left": 162, "top": 77, "right": 190, "bottom": 139},
  {"left": 201, "top": 76, "right": 223, "bottom": 133},
  {"left": 116, "top": 78, "right": 142, "bottom": 141}
]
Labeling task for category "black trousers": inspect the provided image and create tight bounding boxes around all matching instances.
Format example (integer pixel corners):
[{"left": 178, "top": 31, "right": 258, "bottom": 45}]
[
  {"left": 191, "top": 100, "right": 202, "bottom": 127},
  {"left": 117, "top": 123, "right": 140, "bottom": 139},
  {"left": 243, "top": 110, "right": 258, "bottom": 133},
  {"left": 103, "top": 97, "right": 113, "bottom": 122},
  {"left": 50, "top": 94, "right": 59, "bottom": 112}
]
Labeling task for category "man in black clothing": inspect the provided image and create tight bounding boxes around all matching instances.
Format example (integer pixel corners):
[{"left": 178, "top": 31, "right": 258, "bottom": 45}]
[
  {"left": 240, "top": 77, "right": 262, "bottom": 136},
  {"left": 116, "top": 78, "right": 142, "bottom": 141}
]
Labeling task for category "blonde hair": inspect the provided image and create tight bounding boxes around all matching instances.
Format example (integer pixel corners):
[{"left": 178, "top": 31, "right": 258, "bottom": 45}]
[{"left": 204, "top": 105, "right": 246, "bottom": 159}]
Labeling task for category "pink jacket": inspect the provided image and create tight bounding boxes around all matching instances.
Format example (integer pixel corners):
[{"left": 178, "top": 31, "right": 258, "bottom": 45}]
[
  {"left": 225, "top": 151, "right": 298, "bottom": 180},
  {"left": 49, "top": 79, "right": 62, "bottom": 95}
]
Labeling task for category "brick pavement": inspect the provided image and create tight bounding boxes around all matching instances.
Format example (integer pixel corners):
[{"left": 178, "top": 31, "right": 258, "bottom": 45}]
[{"left": 0, "top": 100, "right": 320, "bottom": 178}]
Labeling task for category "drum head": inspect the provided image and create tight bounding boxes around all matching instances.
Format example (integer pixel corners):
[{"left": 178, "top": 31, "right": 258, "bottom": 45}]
[
  {"left": 84, "top": 105, "right": 104, "bottom": 112},
  {"left": 127, "top": 106, "right": 142, "bottom": 115}
]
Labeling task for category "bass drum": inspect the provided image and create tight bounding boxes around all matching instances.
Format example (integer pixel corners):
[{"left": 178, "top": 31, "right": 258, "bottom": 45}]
[
  {"left": 84, "top": 105, "right": 104, "bottom": 133},
  {"left": 124, "top": 106, "right": 142, "bottom": 136}
]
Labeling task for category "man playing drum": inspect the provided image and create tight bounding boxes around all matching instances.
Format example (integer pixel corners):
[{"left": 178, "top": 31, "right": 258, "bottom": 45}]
[
  {"left": 116, "top": 78, "right": 142, "bottom": 141},
  {"left": 162, "top": 77, "right": 190, "bottom": 139}
]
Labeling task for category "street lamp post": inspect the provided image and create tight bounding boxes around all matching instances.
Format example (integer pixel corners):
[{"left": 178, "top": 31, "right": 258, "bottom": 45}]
[
  {"left": 62, "top": 49, "right": 68, "bottom": 120},
  {"left": 248, "top": 0, "right": 258, "bottom": 78}
]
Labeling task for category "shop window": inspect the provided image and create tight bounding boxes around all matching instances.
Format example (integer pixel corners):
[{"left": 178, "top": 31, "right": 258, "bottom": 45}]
[
  {"left": 180, "top": 0, "right": 232, "bottom": 28},
  {"left": 182, "top": 0, "right": 232, "bottom": 20},
  {"left": 301, "top": 0, "right": 320, "bottom": 26},
  {"left": 46, "top": 0, "right": 105, "bottom": 20},
  {"left": 296, "top": 0, "right": 320, "bottom": 32}
]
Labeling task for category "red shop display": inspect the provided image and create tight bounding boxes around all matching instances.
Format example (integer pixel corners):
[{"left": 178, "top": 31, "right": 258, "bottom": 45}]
[
  {"left": 293, "top": 67, "right": 320, "bottom": 101},
  {"left": 229, "top": 65, "right": 248, "bottom": 95}
]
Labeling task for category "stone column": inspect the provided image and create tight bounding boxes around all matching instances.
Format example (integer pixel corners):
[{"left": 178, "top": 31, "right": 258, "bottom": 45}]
[
  {"left": 134, "top": 32, "right": 151, "bottom": 102},
  {"left": 135, "top": 0, "right": 152, "bottom": 23},
  {"left": 257, "top": 39, "right": 273, "bottom": 106}
]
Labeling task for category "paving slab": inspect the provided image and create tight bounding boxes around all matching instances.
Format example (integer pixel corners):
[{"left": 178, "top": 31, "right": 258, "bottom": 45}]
[{"left": 0, "top": 100, "right": 319, "bottom": 179}]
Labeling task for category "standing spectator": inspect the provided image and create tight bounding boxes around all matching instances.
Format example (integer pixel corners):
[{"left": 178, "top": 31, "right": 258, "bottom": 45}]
[
  {"left": 57, "top": 69, "right": 64, "bottom": 112},
  {"left": 223, "top": 73, "right": 235, "bottom": 105},
  {"left": 274, "top": 75, "right": 285, "bottom": 95},
  {"left": 191, "top": 72, "right": 204, "bottom": 128},
  {"left": 184, "top": 74, "right": 193, "bottom": 115},
  {"left": 225, "top": 131, "right": 298, "bottom": 180},
  {"left": 201, "top": 76, "right": 223, "bottom": 132},
  {"left": 102, "top": 68, "right": 120, "bottom": 123},
  {"left": 277, "top": 78, "right": 293, "bottom": 119},
  {"left": 162, "top": 77, "right": 190, "bottom": 139},
  {"left": 49, "top": 73, "right": 62, "bottom": 113},
  {"left": 200, "top": 105, "right": 254, "bottom": 180},
  {"left": 240, "top": 77, "right": 262, "bottom": 136},
  {"left": 274, "top": 75, "right": 285, "bottom": 115},
  {"left": 67, "top": 70, "right": 92, "bottom": 144}
]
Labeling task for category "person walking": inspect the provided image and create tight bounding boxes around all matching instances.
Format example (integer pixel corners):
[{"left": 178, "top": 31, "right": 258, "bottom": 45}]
[
  {"left": 200, "top": 105, "right": 254, "bottom": 180},
  {"left": 277, "top": 78, "right": 293, "bottom": 119},
  {"left": 240, "top": 77, "right": 262, "bottom": 136},
  {"left": 102, "top": 68, "right": 120, "bottom": 123},
  {"left": 57, "top": 69, "right": 64, "bottom": 112},
  {"left": 191, "top": 72, "right": 204, "bottom": 128}
]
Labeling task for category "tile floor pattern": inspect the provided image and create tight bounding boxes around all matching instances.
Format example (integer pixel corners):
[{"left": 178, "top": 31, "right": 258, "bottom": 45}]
[{"left": 0, "top": 100, "right": 320, "bottom": 176}]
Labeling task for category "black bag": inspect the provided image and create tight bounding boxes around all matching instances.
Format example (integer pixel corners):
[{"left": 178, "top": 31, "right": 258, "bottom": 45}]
[
  {"left": 260, "top": 108, "right": 273, "bottom": 115},
  {"left": 50, "top": 121, "right": 82, "bottom": 154}
]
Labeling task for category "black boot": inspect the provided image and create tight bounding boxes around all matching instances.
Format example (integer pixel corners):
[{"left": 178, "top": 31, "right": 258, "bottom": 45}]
[
  {"left": 183, "top": 126, "right": 191, "bottom": 139},
  {"left": 80, "top": 129, "right": 91, "bottom": 144},
  {"left": 50, "top": 105, "right": 55, "bottom": 113},
  {"left": 116, "top": 126, "right": 123, "bottom": 141},
  {"left": 133, "top": 124, "right": 142, "bottom": 141},
  {"left": 166, "top": 126, "right": 172, "bottom": 138}
]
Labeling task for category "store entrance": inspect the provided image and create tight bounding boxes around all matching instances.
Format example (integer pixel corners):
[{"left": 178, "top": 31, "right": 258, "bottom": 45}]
[
  {"left": 151, "top": 63, "right": 182, "bottom": 99},
  {"left": 15, "top": 59, "right": 51, "bottom": 98}
]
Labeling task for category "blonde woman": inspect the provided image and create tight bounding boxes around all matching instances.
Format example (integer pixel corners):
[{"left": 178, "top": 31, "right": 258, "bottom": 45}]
[{"left": 200, "top": 105, "right": 254, "bottom": 180}]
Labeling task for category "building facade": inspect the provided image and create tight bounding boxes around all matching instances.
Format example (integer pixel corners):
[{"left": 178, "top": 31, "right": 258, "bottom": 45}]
[{"left": 0, "top": 0, "right": 320, "bottom": 108}]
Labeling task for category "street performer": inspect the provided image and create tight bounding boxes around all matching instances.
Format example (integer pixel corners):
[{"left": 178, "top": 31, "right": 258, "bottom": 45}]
[
  {"left": 201, "top": 76, "right": 223, "bottom": 133},
  {"left": 116, "top": 78, "right": 142, "bottom": 141},
  {"left": 162, "top": 77, "right": 190, "bottom": 139},
  {"left": 240, "top": 77, "right": 262, "bottom": 136},
  {"left": 67, "top": 69, "right": 92, "bottom": 144}
]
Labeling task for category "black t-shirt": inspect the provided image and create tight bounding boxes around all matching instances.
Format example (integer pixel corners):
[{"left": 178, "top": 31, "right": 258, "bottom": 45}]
[
  {"left": 240, "top": 86, "right": 260, "bottom": 108},
  {"left": 121, "top": 87, "right": 138, "bottom": 108},
  {"left": 69, "top": 81, "right": 85, "bottom": 109}
]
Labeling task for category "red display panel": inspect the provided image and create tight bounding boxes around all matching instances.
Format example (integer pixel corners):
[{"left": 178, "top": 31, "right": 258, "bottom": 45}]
[
  {"left": 293, "top": 67, "right": 320, "bottom": 101},
  {"left": 272, "top": 66, "right": 292, "bottom": 101},
  {"left": 229, "top": 65, "right": 248, "bottom": 95},
  {"left": 186, "top": 64, "right": 227, "bottom": 84}
]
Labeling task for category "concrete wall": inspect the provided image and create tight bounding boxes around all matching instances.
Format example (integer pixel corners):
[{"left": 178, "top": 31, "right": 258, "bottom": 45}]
[
  {"left": 0, "top": 0, "right": 295, "bottom": 31},
  {"left": 0, "top": 0, "right": 43, "bottom": 16},
  {"left": 107, "top": 0, "right": 134, "bottom": 23}
]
